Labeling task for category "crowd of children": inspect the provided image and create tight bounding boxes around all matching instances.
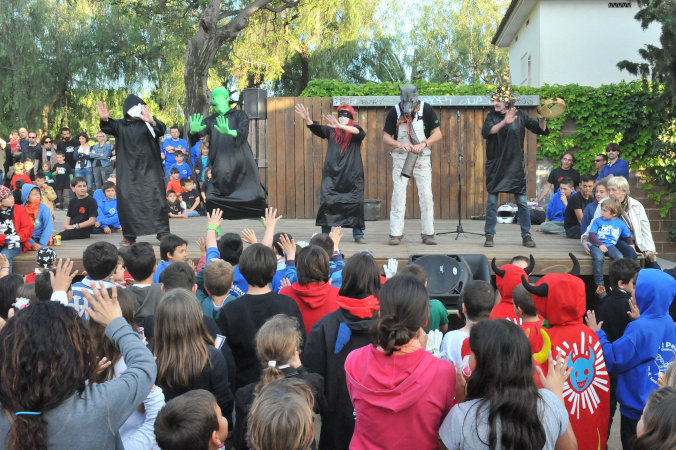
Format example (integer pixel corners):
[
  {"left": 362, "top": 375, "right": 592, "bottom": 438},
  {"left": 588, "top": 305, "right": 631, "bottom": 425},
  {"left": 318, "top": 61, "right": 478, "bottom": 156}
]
[{"left": 1, "top": 200, "right": 675, "bottom": 450}]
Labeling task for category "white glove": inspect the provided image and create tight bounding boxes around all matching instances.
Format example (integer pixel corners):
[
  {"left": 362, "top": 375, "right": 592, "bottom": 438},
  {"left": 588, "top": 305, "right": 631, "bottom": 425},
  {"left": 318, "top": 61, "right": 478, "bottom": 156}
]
[
  {"left": 6, "top": 235, "right": 20, "bottom": 250},
  {"left": 180, "top": 201, "right": 187, "bottom": 210},
  {"left": 296, "top": 240, "right": 309, "bottom": 248},
  {"left": 383, "top": 258, "right": 398, "bottom": 279},
  {"left": 426, "top": 329, "right": 446, "bottom": 359}
]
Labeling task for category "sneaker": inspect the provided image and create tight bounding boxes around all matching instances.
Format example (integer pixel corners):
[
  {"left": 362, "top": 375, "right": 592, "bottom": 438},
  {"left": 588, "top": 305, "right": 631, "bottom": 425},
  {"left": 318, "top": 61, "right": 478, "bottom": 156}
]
[
  {"left": 522, "top": 235, "right": 536, "bottom": 248},
  {"left": 354, "top": 237, "right": 368, "bottom": 244},
  {"left": 389, "top": 236, "right": 401, "bottom": 246},
  {"left": 422, "top": 237, "right": 437, "bottom": 245},
  {"left": 596, "top": 285, "right": 607, "bottom": 299},
  {"left": 119, "top": 238, "right": 136, "bottom": 246},
  {"left": 484, "top": 235, "right": 494, "bottom": 247}
]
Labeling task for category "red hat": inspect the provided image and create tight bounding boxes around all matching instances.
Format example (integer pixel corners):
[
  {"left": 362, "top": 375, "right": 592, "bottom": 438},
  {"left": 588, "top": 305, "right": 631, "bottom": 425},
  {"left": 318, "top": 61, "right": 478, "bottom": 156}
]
[{"left": 0, "top": 186, "right": 11, "bottom": 200}]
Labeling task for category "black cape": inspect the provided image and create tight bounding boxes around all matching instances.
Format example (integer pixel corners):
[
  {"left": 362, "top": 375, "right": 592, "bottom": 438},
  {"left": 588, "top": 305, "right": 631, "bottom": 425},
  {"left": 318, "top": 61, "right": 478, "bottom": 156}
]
[
  {"left": 308, "top": 122, "right": 366, "bottom": 229},
  {"left": 195, "top": 110, "right": 267, "bottom": 219},
  {"left": 100, "top": 95, "right": 169, "bottom": 237},
  {"left": 303, "top": 308, "right": 376, "bottom": 450},
  {"left": 481, "top": 109, "right": 549, "bottom": 194}
]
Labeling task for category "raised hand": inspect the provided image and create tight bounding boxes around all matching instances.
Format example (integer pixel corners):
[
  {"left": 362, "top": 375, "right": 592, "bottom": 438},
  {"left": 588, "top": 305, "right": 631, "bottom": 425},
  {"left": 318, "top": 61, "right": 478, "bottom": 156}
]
[
  {"left": 140, "top": 105, "right": 154, "bottom": 123},
  {"left": 215, "top": 116, "right": 237, "bottom": 137},
  {"left": 261, "top": 207, "right": 282, "bottom": 230},
  {"left": 189, "top": 113, "right": 206, "bottom": 134},
  {"left": 50, "top": 258, "right": 79, "bottom": 292},
  {"left": 584, "top": 310, "right": 603, "bottom": 331},
  {"left": 242, "top": 228, "right": 257, "bottom": 245},
  {"left": 295, "top": 104, "right": 311, "bottom": 121},
  {"left": 535, "top": 350, "right": 572, "bottom": 402},
  {"left": 280, "top": 278, "right": 292, "bottom": 288},
  {"left": 329, "top": 226, "right": 343, "bottom": 253},
  {"left": 628, "top": 297, "right": 640, "bottom": 320},
  {"left": 503, "top": 107, "right": 518, "bottom": 124},
  {"left": 186, "top": 259, "right": 196, "bottom": 271},
  {"left": 279, "top": 234, "right": 296, "bottom": 261},
  {"left": 196, "top": 237, "right": 207, "bottom": 256},
  {"left": 207, "top": 208, "right": 224, "bottom": 230},
  {"left": 383, "top": 258, "right": 399, "bottom": 279},
  {"left": 97, "top": 101, "right": 110, "bottom": 120},
  {"left": 324, "top": 114, "right": 339, "bottom": 129}
]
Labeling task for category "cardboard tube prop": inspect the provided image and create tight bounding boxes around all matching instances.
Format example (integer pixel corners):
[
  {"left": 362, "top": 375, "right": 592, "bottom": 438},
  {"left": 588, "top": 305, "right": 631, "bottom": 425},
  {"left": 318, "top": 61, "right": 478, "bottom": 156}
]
[{"left": 401, "top": 125, "right": 421, "bottom": 178}]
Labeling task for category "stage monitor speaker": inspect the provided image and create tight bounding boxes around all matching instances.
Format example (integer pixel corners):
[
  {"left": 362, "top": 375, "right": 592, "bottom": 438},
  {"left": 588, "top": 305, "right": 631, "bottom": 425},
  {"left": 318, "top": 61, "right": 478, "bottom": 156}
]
[
  {"left": 243, "top": 88, "right": 268, "bottom": 120},
  {"left": 408, "top": 254, "right": 490, "bottom": 310}
]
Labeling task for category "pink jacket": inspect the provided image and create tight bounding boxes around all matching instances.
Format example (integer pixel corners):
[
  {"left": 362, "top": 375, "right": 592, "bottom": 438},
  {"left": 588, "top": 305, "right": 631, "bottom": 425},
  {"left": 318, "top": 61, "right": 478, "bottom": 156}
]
[{"left": 345, "top": 344, "right": 455, "bottom": 450}]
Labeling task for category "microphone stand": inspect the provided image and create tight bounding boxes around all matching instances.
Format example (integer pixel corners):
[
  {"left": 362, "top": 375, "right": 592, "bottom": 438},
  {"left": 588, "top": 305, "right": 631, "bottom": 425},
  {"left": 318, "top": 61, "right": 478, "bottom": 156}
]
[{"left": 438, "top": 110, "right": 485, "bottom": 240}]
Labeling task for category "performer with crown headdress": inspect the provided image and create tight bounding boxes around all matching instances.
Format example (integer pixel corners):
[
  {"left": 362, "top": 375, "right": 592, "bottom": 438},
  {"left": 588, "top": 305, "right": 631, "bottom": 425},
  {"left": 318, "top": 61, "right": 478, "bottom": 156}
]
[{"left": 482, "top": 81, "right": 549, "bottom": 248}]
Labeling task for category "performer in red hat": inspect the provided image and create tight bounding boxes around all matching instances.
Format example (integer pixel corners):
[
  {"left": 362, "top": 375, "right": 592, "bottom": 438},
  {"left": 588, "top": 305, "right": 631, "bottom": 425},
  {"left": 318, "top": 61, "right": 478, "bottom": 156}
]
[{"left": 295, "top": 103, "right": 367, "bottom": 243}]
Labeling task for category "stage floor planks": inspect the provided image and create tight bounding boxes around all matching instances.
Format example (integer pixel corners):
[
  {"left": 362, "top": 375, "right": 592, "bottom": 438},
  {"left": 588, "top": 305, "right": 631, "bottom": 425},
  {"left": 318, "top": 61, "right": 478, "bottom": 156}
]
[{"left": 13, "top": 212, "right": 606, "bottom": 277}]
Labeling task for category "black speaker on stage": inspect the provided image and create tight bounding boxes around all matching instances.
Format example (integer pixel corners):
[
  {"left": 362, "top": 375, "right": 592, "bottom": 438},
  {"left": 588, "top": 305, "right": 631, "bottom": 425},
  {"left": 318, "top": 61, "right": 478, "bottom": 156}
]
[
  {"left": 243, "top": 88, "right": 267, "bottom": 120},
  {"left": 408, "top": 254, "right": 490, "bottom": 310}
]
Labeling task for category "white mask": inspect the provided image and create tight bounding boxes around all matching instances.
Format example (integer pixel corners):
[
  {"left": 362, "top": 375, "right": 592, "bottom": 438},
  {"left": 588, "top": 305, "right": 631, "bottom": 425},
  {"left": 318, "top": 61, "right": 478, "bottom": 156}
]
[
  {"left": 338, "top": 117, "right": 349, "bottom": 125},
  {"left": 127, "top": 104, "right": 144, "bottom": 118}
]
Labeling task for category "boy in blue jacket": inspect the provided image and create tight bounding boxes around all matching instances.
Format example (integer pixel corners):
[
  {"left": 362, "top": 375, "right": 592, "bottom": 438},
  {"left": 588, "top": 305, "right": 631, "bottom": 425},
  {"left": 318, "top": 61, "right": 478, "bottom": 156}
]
[
  {"left": 540, "top": 177, "right": 575, "bottom": 235},
  {"left": 93, "top": 181, "right": 121, "bottom": 234},
  {"left": 586, "top": 269, "right": 676, "bottom": 449},
  {"left": 21, "top": 183, "right": 53, "bottom": 251}
]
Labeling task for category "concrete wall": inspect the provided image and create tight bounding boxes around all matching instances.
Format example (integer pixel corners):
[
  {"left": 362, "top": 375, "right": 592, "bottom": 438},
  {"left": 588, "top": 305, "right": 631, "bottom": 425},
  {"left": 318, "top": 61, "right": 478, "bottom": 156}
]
[{"left": 509, "top": 0, "right": 661, "bottom": 87}]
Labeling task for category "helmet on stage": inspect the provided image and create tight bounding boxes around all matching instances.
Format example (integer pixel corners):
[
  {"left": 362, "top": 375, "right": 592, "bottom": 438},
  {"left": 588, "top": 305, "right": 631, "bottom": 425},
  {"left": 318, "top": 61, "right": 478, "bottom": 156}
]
[{"left": 497, "top": 203, "right": 518, "bottom": 224}]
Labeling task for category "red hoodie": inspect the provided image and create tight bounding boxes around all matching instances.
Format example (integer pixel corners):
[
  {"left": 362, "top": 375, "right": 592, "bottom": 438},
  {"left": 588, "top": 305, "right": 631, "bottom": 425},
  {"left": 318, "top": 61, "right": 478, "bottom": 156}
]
[
  {"left": 345, "top": 345, "right": 455, "bottom": 450},
  {"left": 280, "top": 281, "right": 339, "bottom": 335},
  {"left": 491, "top": 262, "right": 530, "bottom": 324},
  {"left": 0, "top": 204, "right": 34, "bottom": 253},
  {"left": 525, "top": 272, "right": 610, "bottom": 450}
]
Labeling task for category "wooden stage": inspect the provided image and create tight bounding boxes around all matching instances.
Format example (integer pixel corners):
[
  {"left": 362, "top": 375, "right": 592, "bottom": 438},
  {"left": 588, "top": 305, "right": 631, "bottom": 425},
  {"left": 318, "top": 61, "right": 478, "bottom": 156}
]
[{"left": 14, "top": 212, "right": 604, "bottom": 277}]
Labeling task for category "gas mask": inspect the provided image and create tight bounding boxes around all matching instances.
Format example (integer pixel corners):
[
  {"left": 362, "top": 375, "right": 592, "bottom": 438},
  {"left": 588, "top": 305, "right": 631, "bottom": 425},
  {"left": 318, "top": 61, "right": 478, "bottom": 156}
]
[{"left": 399, "top": 84, "right": 420, "bottom": 117}]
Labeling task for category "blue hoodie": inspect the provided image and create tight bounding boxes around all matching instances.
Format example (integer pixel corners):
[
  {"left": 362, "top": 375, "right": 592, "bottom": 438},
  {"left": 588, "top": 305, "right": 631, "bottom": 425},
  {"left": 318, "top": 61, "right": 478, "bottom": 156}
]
[
  {"left": 21, "top": 184, "right": 53, "bottom": 247},
  {"left": 95, "top": 191, "right": 121, "bottom": 229},
  {"left": 546, "top": 188, "right": 576, "bottom": 221},
  {"left": 595, "top": 269, "right": 676, "bottom": 420}
]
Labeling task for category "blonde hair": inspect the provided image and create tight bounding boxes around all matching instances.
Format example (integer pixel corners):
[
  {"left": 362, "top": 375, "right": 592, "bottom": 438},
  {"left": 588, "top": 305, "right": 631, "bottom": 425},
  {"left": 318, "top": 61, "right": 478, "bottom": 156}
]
[
  {"left": 154, "top": 289, "right": 214, "bottom": 392},
  {"left": 247, "top": 379, "right": 315, "bottom": 450},
  {"left": 607, "top": 176, "right": 630, "bottom": 196},
  {"left": 13, "top": 162, "right": 24, "bottom": 171},
  {"left": 255, "top": 315, "right": 302, "bottom": 391},
  {"left": 663, "top": 361, "right": 676, "bottom": 389},
  {"left": 601, "top": 198, "right": 622, "bottom": 216}
]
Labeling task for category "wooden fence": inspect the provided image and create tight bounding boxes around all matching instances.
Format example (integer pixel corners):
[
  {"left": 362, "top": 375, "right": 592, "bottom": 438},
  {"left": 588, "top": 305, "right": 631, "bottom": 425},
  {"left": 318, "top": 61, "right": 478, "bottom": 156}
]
[{"left": 247, "top": 97, "right": 540, "bottom": 220}]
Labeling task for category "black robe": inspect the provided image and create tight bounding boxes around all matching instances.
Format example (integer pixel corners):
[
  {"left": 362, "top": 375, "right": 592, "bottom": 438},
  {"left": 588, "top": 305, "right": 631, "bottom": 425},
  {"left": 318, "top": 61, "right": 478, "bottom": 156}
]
[
  {"left": 99, "top": 95, "right": 169, "bottom": 237},
  {"left": 195, "top": 110, "right": 267, "bottom": 219},
  {"left": 308, "top": 122, "right": 366, "bottom": 230},
  {"left": 481, "top": 109, "right": 549, "bottom": 195}
]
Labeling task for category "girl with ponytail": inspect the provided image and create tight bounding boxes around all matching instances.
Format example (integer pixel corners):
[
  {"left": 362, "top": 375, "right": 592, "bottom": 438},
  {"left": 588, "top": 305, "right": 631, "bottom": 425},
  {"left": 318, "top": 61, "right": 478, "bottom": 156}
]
[
  {"left": 232, "top": 314, "right": 325, "bottom": 450},
  {"left": 345, "top": 274, "right": 456, "bottom": 450}
]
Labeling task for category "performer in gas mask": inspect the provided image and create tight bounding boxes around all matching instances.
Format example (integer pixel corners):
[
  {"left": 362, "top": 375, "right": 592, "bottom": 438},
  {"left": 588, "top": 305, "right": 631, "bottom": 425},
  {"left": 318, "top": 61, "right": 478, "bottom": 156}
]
[
  {"left": 382, "top": 84, "right": 442, "bottom": 245},
  {"left": 189, "top": 87, "right": 267, "bottom": 219},
  {"left": 295, "top": 103, "right": 367, "bottom": 243},
  {"left": 482, "top": 83, "right": 548, "bottom": 248},
  {"left": 98, "top": 96, "right": 169, "bottom": 245}
]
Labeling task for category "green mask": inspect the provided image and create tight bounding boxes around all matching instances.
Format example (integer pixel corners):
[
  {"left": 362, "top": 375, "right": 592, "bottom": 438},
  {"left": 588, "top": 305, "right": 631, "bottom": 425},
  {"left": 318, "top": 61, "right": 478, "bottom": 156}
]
[{"left": 212, "top": 87, "right": 231, "bottom": 115}]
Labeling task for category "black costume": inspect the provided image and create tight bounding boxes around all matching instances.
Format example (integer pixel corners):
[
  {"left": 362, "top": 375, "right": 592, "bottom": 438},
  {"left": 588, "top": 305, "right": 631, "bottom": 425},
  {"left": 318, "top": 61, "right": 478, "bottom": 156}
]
[
  {"left": 482, "top": 109, "right": 549, "bottom": 195},
  {"left": 308, "top": 122, "right": 366, "bottom": 231},
  {"left": 100, "top": 95, "right": 169, "bottom": 239},
  {"left": 303, "top": 307, "right": 377, "bottom": 450},
  {"left": 195, "top": 110, "right": 267, "bottom": 219}
]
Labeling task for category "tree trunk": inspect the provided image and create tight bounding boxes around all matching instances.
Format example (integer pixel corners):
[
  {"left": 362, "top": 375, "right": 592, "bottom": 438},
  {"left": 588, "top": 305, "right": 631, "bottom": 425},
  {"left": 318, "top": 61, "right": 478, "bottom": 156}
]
[
  {"left": 184, "top": 29, "right": 223, "bottom": 136},
  {"left": 296, "top": 51, "right": 309, "bottom": 96}
]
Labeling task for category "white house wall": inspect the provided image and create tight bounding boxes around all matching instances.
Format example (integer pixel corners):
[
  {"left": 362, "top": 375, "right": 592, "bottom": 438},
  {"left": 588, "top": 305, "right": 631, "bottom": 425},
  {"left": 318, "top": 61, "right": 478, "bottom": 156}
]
[{"left": 508, "top": 2, "right": 542, "bottom": 87}]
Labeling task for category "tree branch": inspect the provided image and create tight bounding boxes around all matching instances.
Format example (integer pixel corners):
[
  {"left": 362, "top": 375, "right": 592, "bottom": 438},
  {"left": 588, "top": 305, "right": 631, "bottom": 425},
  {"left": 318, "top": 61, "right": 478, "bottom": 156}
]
[{"left": 262, "top": 0, "right": 299, "bottom": 13}]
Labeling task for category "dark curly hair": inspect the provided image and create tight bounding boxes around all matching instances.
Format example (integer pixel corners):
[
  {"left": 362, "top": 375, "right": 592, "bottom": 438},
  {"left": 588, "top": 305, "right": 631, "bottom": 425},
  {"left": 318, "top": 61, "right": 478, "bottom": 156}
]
[{"left": 0, "top": 301, "right": 96, "bottom": 449}]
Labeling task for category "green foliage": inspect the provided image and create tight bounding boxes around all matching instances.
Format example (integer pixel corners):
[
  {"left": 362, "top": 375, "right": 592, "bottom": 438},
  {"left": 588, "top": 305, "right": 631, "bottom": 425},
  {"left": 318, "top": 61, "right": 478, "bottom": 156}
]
[{"left": 303, "top": 79, "right": 676, "bottom": 220}]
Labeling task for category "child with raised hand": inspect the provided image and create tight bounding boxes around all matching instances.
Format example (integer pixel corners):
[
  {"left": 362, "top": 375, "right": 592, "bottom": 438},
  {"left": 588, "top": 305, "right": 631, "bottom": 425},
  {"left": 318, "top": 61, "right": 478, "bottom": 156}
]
[
  {"left": 440, "top": 320, "right": 576, "bottom": 450},
  {"left": 216, "top": 243, "right": 306, "bottom": 390},
  {"left": 284, "top": 226, "right": 345, "bottom": 288},
  {"left": 587, "top": 197, "right": 634, "bottom": 297},
  {"left": 154, "top": 390, "right": 229, "bottom": 450},
  {"left": 279, "top": 240, "right": 340, "bottom": 335},
  {"left": 440, "top": 280, "right": 495, "bottom": 366},
  {"left": 586, "top": 269, "right": 676, "bottom": 449},
  {"left": 634, "top": 387, "right": 676, "bottom": 450},
  {"left": 246, "top": 378, "right": 316, "bottom": 450},
  {"left": 152, "top": 234, "right": 188, "bottom": 283},
  {"left": 345, "top": 274, "right": 455, "bottom": 450},
  {"left": 232, "top": 314, "right": 326, "bottom": 450},
  {"left": 303, "top": 252, "right": 381, "bottom": 450}
]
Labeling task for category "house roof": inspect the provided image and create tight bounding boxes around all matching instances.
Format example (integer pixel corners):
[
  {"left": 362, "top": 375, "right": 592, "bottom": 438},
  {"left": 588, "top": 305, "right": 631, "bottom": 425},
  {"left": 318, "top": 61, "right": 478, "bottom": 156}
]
[{"left": 492, "top": 0, "right": 538, "bottom": 47}]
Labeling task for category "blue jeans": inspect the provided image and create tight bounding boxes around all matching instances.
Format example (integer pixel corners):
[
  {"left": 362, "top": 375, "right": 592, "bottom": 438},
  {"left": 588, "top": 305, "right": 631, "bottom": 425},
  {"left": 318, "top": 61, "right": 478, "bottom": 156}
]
[
  {"left": 75, "top": 167, "right": 93, "bottom": 188},
  {"left": 614, "top": 239, "right": 661, "bottom": 269},
  {"left": 1, "top": 245, "right": 22, "bottom": 273},
  {"left": 321, "top": 226, "right": 364, "bottom": 239},
  {"left": 590, "top": 244, "right": 623, "bottom": 286},
  {"left": 92, "top": 165, "right": 112, "bottom": 190},
  {"left": 184, "top": 210, "right": 201, "bottom": 217},
  {"left": 485, "top": 193, "right": 531, "bottom": 237}
]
